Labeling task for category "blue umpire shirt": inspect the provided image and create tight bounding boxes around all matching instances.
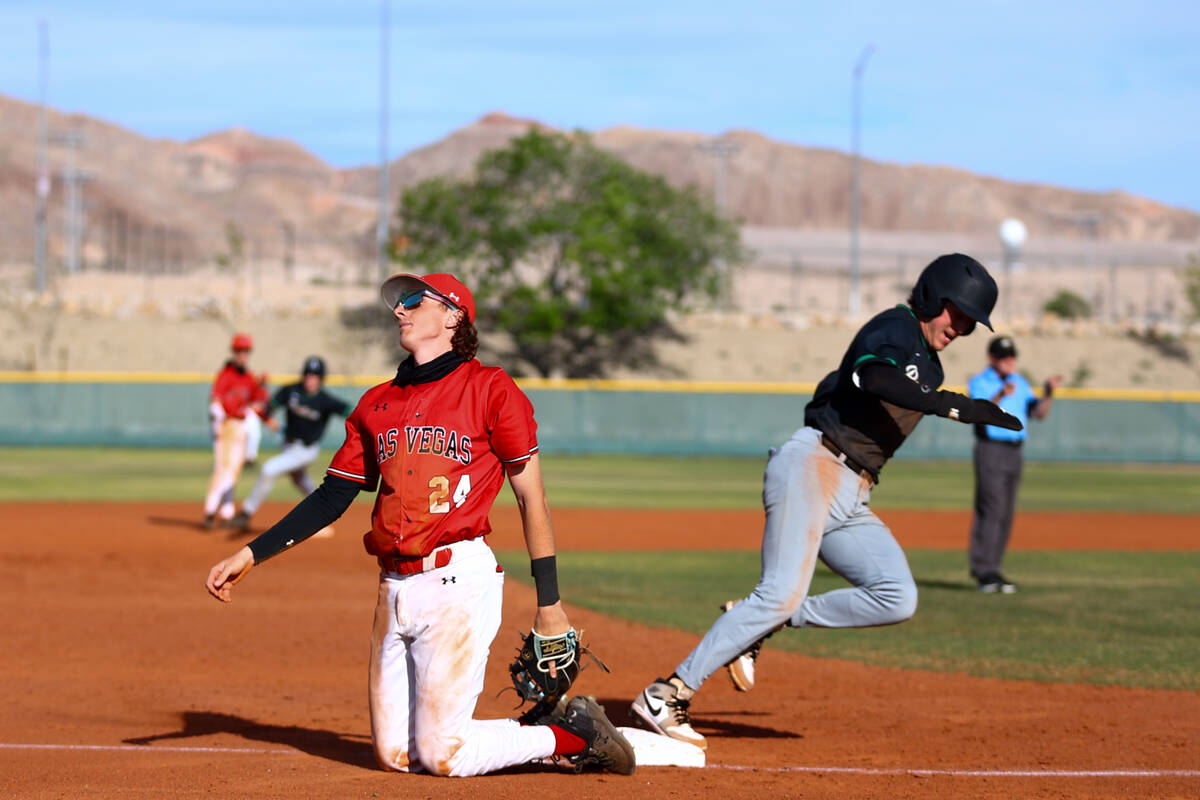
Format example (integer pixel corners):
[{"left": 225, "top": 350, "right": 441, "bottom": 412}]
[{"left": 968, "top": 367, "right": 1036, "bottom": 443}]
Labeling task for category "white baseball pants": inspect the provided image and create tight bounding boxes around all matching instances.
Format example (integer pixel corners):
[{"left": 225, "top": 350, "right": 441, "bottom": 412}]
[{"left": 369, "top": 538, "right": 557, "bottom": 776}]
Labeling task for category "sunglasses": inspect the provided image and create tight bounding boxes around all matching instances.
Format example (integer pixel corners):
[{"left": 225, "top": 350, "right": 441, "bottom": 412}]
[{"left": 396, "top": 289, "right": 457, "bottom": 312}]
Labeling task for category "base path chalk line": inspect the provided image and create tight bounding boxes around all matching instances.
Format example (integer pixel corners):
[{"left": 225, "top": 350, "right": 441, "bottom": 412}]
[
  {"left": 708, "top": 764, "right": 1200, "bottom": 778},
  {"left": 2, "top": 744, "right": 1196, "bottom": 778}
]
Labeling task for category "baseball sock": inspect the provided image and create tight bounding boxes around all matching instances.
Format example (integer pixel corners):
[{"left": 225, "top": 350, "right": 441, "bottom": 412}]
[{"left": 548, "top": 724, "right": 586, "bottom": 755}]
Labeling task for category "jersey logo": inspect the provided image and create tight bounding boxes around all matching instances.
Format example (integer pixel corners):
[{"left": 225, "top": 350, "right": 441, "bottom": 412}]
[{"left": 905, "top": 364, "right": 920, "bottom": 382}]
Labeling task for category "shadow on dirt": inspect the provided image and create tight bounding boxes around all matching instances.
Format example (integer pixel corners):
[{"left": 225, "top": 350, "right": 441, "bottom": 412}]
[
  {"left": 123, "top": 710, "right": 377, "bottom": 769},
  {"left": 145, "top": 514, "right": 259, "bottom": 540}
]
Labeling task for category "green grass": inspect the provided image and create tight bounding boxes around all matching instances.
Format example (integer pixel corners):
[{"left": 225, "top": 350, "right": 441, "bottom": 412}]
[
  {"left": 496, "top": 548, "right": 1200, "bottom": 691},
  {"left": 4, "top": 446, "right": 1195, "bottom": 689},
  {"left": 3, "top": 447, "right": 1199, "bottom": 513},
  {"left": 0, "top": 447, "right": 766, "bottom": 507}
]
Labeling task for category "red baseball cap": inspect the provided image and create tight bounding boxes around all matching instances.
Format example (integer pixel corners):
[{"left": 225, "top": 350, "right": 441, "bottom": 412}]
[
  {"left": 380, "top": 272, "right": 476, "bottom": 324},
  {"left": 230, "top": 332, "right": 253, "bottom": 351}
]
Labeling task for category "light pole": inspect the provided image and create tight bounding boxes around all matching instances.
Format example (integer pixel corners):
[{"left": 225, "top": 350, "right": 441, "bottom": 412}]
[
  {"left": 849, "top": 44, "right": 875, "bottom": 317},
  {"left": 34, "top": 20, "right": 49, "bottom": 293},
  {"left": 998, "top": 217, "right": 1026, "bottom": 321},
  {"left": 375, "top": 0, "right": 391, "bottom": 281}
]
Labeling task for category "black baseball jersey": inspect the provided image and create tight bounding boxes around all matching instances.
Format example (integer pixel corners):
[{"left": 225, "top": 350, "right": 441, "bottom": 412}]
[
  {"left": 269, "top": 383, "right": 351, "bottom": 446},
  {"left": 804, "top": 305, "right": 944, "bottom": 476}
]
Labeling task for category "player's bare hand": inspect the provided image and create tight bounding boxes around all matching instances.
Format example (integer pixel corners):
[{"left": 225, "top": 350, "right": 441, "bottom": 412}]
[
  {"left": 1001, "top": 380, "right": 1016, "bottom": 396},
  {"left": 533, "top": 602, "right": 571, "bottom": 637},
  {"left": 1046, "top": 375, "right": 1063, "bottom": 390},
  {"left": 205, "top": 546, "right": 255, "bottom": 603},
  {"left": 531, "top": 602, "right": 571, "bottom": 678},
  {"left": 266, "top": 417, "right": 281, "bottom": 432}
]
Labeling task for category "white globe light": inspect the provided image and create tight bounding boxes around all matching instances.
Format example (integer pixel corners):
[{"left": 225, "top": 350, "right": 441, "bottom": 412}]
[{"left": 999, "top": 218, "right": 1027, "bottom": 249}]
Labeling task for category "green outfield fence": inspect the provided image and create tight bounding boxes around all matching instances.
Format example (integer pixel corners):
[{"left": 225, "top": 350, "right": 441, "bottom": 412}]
[{"left": 1, "top": 372, "right": 1199, "bottom": 462}]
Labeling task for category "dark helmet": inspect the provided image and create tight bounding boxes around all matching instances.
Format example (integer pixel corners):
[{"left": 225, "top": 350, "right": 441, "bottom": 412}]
[
  {"left": 301, "top": 355, "right": 326, "bottom": 378},
  {"left": 910, "top": 253, "right": 997, "bottom": 332}
]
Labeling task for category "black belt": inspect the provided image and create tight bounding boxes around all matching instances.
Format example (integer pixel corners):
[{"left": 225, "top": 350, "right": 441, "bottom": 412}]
[{"left": 820, "top": 434, "right": 877, "bottom": 485}]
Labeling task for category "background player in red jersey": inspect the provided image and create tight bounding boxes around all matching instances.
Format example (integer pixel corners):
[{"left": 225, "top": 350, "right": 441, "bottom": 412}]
[
  {"left": 203, "top": 332, "right": 271, "bottom": 527},
  {"left": 204, "top": 273, "right": 634, "bottom": 777}
]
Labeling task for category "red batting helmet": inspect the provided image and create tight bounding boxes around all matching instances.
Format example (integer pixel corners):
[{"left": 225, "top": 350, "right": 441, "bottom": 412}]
[{"left": 230, "top": 332, "right": 254, "bottom": 351}]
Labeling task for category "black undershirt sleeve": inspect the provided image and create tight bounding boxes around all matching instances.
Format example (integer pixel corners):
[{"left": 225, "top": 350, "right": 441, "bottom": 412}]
[
  {"left": 858, "top": 361, "right": 955, "bottom": 414},
  {"left": 858, "top": 362, "right": 1023, "bottom": 430},
  {"left": 247, "top": 475, "right": 362, "bottom": 564}
]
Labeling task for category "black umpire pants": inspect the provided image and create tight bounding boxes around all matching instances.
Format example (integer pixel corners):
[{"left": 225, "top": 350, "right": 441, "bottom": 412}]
[{"left": 969, "top": 438, "right": 1024, "bottom": 579}]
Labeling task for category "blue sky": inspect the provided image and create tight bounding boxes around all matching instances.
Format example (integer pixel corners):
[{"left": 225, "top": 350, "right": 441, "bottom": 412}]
[{"left": 2, "top": 1, "right": 1198, "bottom": 211}]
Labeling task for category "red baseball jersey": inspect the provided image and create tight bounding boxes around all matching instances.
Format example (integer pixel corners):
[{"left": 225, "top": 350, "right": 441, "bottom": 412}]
[
  {"left": 327, "top": 359, "right": 538, "bottom": 559},
  {"left": 211, "top": 363, "right": 268, "bottom": 420}
]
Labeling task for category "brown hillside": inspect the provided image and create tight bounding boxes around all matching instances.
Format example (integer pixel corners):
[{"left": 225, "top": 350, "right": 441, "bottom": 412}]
[{"left": 1, "top": 95, "right": 1197, "bottom": 275}]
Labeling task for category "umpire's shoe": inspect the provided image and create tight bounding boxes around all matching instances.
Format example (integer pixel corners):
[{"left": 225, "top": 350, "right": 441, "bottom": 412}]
[
  {"left": 559, "top": 695, "right": 636, "bottom": 775},
  {"left": 631, "top": 677, "right": 707, "bottom": 750}
]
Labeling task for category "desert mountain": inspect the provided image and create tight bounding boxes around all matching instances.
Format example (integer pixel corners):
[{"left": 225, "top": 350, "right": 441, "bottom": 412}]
[{"left": 1, "top": 94, "right": 1197, "bottom": 274}]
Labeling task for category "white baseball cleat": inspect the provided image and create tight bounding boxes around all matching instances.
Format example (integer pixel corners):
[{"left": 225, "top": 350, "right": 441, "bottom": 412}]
[
  {"left": 720, "top": 600, "right": 777, "bottom": 692},
  {"left": 630, "top": 677, "right": 707, "bottom": 750}
]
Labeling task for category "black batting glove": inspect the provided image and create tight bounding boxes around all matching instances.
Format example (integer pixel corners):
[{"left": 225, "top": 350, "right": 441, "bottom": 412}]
[{"left": 933, "top": 392, "right": 1024, "bottom": 431}]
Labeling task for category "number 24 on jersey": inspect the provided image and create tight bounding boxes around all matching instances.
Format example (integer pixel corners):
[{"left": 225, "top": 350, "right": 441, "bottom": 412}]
[{"left": 428, "top": 474, "right": 471, "bottom": 513}]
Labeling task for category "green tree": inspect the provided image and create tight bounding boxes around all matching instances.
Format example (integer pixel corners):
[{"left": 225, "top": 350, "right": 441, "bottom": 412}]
[
  {"left": 1042, "top": 289, "right": 1092, "bottom": 320},
  {"left": 1182, "top": 252, "right": 1200, "bottom": 322},
  {"left": 394, "top": 129, "right": 743, "bottom": 377},
  {"left": 214, "top": 222, "right": 245, "bottom": 272}
]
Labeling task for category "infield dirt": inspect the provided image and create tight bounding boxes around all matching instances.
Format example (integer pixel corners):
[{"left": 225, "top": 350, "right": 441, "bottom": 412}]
[{"left": 1, "top": 501, "right": 1197, "bottom": 799}]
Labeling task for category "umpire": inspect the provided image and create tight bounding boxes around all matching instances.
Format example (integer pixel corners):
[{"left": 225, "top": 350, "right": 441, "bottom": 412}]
[{"left": 967, "top": 335, "right": 1061, "bottom": 593}]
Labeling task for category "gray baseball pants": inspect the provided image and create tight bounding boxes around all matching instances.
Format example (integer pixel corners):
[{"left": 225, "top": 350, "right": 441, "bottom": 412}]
[
  {"left": 676, "top": 426, "right": 917, "bottom": 691},
  {"left": 241, "top": 440, "right": 321, "bottom": 515},
  {"left": 968, "top": 439, "right": 1024, "bottom": 579}
]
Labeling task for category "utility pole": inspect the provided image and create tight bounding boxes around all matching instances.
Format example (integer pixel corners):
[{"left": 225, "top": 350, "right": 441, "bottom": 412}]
[
  {"left": 849, "top": 44, "right": 875, "bottom": 317},
  {"left": 1077, "top": 212, "right": 1101, "bottom": 318},
  {"left": 698, "top": 137, "right": 741, "bottom": 304},
  {"left": 375, "top": 0, "right": 391, "bottom": 281},
  {"left": 34, "top": 20, "right": 49, "bottom": 293},
  {"left": 51, "top": 129, "right": 86, "bottom": 275},
  {"left": 698, "top": 137, "right": 740, "bottom": 216},
  {"left": 281, "top": 220, "right": 296, "bottom": 282}
]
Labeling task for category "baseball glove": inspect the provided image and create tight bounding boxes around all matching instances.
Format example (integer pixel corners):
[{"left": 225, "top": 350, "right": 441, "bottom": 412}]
[{"left": 509, "top": 628, "right": 609, "bottom": 717}]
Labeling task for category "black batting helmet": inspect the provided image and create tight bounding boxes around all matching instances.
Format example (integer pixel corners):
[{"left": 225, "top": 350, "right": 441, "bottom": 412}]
[
  {"left": 910, "top": 253, "right": 997, "bottom": 332},
  {"left": 301, "top": 355, "right": 326, "bottom": 378}
]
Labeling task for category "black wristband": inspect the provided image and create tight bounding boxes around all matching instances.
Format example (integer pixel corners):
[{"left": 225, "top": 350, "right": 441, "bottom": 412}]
[
  {"left": 530, "top": 555, "right": 560, "bottom": 607},
  {"left": 1043, "top": 381, "right": 1054, "bottom": 398}
]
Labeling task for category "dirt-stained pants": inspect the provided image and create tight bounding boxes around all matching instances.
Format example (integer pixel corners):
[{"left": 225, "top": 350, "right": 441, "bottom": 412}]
[{"left": 676, "top": 426, "right": 917, "bottom": 690}]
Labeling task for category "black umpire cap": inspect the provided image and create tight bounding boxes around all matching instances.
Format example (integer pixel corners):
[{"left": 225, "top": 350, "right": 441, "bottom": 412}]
[
  {"left": 302, "top": 356, "right": 327, "bottom": 377},
  {"left": 988, "top": 336, "right": 1018, "bottom": 359}
]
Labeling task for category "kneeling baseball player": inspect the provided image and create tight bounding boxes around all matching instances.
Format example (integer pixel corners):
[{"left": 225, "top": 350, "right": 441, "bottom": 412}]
[
  {"left": 631, "top": 254, "right": 1022, "bottom": 750},
  {"left": 206, "top": 272, "right": 634, "bottom": 777}
]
